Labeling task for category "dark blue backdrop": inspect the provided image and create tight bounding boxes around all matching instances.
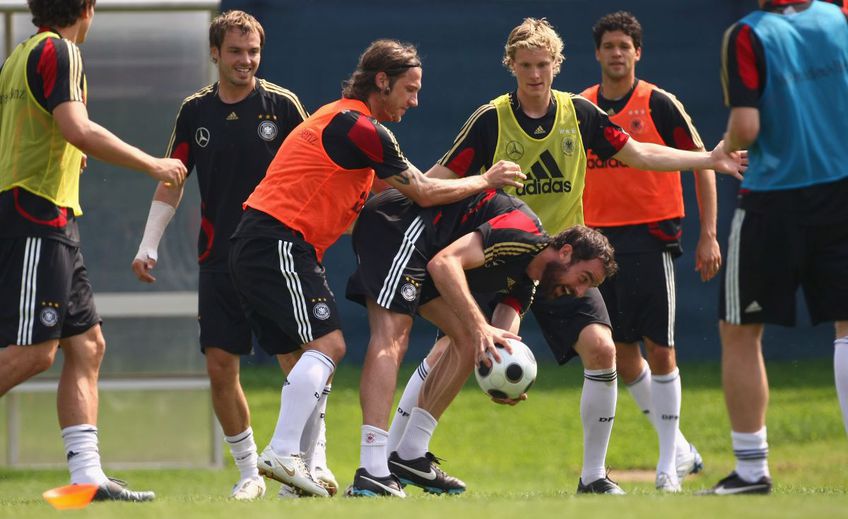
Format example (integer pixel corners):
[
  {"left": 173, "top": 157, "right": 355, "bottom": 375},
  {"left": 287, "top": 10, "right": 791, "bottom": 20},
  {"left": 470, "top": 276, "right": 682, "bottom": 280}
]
[{"left": 222, "top": 0, "right": 835, "bottom": 365}]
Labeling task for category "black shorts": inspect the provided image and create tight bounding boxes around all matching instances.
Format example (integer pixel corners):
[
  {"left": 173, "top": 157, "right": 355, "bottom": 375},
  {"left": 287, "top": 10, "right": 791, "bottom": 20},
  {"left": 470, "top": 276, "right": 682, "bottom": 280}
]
[
  {"left": 198, "top": 270, "right": 253, "bottom": 355},
  {"left": 720, "top": 201, "right": 848, "bottom": 326},
  {"left": 531, "top": 287, "right": 611, "bottom": 365},
  {"left": 599, "top": 251, "right": 676, "bottom": 347},
  {"left": 0, "top": 237, "right": 99, "bottom": 347},
  {"left": 346, "top": 197, "right": 427, "bottom": 315},
  {"left": 229, "top": 232, "right": 341, "bottom": 355}
]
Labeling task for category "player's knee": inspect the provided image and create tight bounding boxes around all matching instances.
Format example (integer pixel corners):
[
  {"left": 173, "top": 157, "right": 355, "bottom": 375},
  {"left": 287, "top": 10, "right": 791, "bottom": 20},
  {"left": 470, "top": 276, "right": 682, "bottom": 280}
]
[
  {"left": 28, "top": 345, "right": 58, "bottom": 374},
  {"left": 576, "top": 325, "right": 616, "bottom": 370},
  {"left": 645, "top": 344, "right": 676, "bottom": 374},
  {"left": 206, "top": 355, "right": 239, "bottom": 385},
  {"left": 322, "top": 339, "right": 346, "bottom": 365}
]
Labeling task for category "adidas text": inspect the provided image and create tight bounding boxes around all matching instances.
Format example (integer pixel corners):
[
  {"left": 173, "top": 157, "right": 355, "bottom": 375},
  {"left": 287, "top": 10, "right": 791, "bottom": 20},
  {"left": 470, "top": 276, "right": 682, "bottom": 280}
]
[{"left": 516, "top": 178, "right": 572, "bottom": 196}]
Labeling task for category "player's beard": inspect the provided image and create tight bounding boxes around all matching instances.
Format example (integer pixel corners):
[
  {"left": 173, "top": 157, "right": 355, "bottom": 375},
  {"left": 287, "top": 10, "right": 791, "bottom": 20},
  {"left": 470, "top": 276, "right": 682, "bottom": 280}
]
[{"left": 539, "top": 260, "right": 572, "bottom": 300}]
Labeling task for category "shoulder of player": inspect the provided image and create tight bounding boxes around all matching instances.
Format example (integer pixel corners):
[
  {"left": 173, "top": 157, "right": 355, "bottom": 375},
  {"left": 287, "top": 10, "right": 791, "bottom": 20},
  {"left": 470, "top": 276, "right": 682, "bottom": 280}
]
[
  {"left": 329, "top": 108, "right": 396, "bottom": 143},
  {"left": 28, "top": 35, "right": 79, "bottom": 67},
  {"left": 178, "top": 84, "right": 216, "bottom": 111},
  {"left": 455, "top": 102, "right": 497, "bottom": 134},
  {"left": 256, "top": 78, "right": 305, "bottom": 106},
  {"left": 569, "top": 92, "right": 607, "bottom": 118},
  {"left": 647, "top": 84, "right": 686, "bottom": 114},
  {"left": 721, "top": 21, "right": 755, "bottom": 58}
]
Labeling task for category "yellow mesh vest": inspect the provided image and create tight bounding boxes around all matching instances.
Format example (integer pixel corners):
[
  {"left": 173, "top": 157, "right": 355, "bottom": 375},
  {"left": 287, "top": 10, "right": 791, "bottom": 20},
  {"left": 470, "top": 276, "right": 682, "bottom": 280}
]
[
  {"left": 492, "top": 90, "right": 586, "bottom": 234},
  {"left": 0, "top": 32, "right": 86, "bottom": 215}
]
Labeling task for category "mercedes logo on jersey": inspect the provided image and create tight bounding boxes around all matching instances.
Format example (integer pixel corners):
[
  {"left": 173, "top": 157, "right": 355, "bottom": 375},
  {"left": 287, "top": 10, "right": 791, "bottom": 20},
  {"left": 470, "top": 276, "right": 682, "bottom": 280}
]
[
  {"left": 506, "top": 141, "right": 525, "bottom": 160},
  {"left": 258, "top": 120, "right": 278, "bottom": 141},
  {"left": 195, "top": 127, "right": 210, "bottom": 148}
]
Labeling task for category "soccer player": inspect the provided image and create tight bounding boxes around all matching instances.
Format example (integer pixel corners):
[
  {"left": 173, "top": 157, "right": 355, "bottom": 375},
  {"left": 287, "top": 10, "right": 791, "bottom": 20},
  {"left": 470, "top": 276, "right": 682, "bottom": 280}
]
[
  {"left": 0, "top": 0, "right": 186, "bottom": 501},
  {"left": 387, "top": 18, "right": 745, "bottom": 495},
  {"left": 701, "top": 0, "right": 848, "bottom": 495},
  {"left": 346, "top": 187, "right": 618, "bottom": 496},
  {"left": 130, "top": 11, "right": 329, "bottom": 500},
  {"left": 580, "top": 11, "right": 719, "bottom": 492},
  {"left": 227, "top": 39, "right": 523, "bottom": 497}
]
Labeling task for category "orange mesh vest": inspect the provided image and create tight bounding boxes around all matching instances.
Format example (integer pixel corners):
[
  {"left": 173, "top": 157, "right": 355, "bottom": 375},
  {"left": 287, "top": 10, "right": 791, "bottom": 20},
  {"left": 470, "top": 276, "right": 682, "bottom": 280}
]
[
  {"left": 245, "top": 98, "right": 374, "bottom": 261},
  {"left": 581, "top": 81, "right": 684, "bottom": 227}
]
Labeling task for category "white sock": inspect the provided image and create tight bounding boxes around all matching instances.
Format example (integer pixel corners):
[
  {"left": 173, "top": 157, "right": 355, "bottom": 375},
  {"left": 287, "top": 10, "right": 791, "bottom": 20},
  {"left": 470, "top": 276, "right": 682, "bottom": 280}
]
[
  {"left": 835, "top": 337, "right": 848, "bottom": 435},
  {"left": 580, "top": 369, "right": 618, "bottom": 484},
  {"left": 387, "top": 358, "right": 430, "bottom": 455},
  {"left": 732, "top": 427, "right": 770, "bottom": 482},
  {"left": 675, "top": 429, "right": 691, "bottom": 457},
  {"left": 627, "top": 362, "right": 691, "bottom": 458},
  {"left": 226, "top": 427, "right": 259, "bottom": 480},
  {"left": 270, "top": 350, "right": 335, "bottom": 456},
  {"left": 62, "top": 424, "right": 108, "bottom": 485},
  {"left": 302, "top": 384, "right": 331, "bottom": 471},
  {"left": 652, "top": 368, "right": 681, "bottom": 482},
  {"left": 395, "top": 407, "right": 437, "bottom": 461},
  {"left": 360, "top": 425, "right": 390, "bottom": 477},
  {"left": 626, "top": 363, "right": 655, "bottom": 426}
]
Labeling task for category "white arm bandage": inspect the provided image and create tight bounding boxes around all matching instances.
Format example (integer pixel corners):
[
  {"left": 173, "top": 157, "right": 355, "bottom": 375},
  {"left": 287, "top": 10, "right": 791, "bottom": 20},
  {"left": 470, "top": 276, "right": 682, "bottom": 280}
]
[{"left": 135, "top": 200, "right": 176, "bottom": 262}]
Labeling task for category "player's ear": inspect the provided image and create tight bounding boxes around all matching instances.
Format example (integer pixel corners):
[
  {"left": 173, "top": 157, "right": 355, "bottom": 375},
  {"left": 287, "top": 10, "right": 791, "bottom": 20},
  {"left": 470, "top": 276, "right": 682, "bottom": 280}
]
[
  {"left": 558, "top": 243, "right": 572, "bottom": 262},
  {"left": 210, "top": 46, "right": 220, "bottom": 65},
  {"left": 375, "top": 71, "right": 389, "bottom": 92}
]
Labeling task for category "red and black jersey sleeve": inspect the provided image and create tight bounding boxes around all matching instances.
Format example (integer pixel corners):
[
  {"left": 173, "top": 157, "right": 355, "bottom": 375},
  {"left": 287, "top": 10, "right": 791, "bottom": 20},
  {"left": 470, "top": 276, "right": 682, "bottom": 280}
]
[
  {"left": 572, "top": 95, "right": 629, "bottom": 159},
  {"left": 721, "top": 22, "right": 766, "bottom": 108},
  {"left": 648, "top": 88, "right": 705, "bottom": 151},
  {"left": 437, "top": 104, "right": 499, "bottom": 178},
  {"left": 323, "top": 110, "right": 411, "bottom": 179},
  {"left": 165, "top": 99, "right": 196, "bottom": 174},
  {"left": 25, "top": 34, "right": 85, "bottom": 113}
]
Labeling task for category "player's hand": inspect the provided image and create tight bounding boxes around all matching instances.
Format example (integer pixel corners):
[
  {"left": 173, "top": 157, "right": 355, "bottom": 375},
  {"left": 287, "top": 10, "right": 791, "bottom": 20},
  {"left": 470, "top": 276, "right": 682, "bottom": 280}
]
[
  {"left": 695, "top": 233, "right": 722, "bottom": 282},
  {"left": 476, "top": 325, "right": 521, "bottom": 367},
  {"left": 131, "top": 255, "right": 157, "bottom": 283},
  {"left": 482, "top": 160, "right": 525, "bottom": 190},
  {"left": 492, "top": 393, "right": 528, "bottom": 406},
  {"left": 150, "top": 157, "right": 187, "bottom": 188},
  {"left": 710, "top": 141, "right": 747, "bottom": 180}
]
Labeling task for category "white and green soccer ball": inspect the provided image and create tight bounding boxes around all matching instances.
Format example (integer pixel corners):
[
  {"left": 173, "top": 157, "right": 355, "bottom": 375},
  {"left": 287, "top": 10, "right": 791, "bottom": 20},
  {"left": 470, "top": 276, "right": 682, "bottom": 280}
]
[{"left": 475, "top": 339, "right": 537, "bottom": 400}]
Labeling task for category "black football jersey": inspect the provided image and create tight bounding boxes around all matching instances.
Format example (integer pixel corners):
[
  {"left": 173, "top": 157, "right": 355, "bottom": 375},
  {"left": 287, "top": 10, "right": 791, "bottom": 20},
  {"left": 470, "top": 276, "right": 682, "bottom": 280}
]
[{"left": 166, "top": 78, "right": 308, "bottom": 271}]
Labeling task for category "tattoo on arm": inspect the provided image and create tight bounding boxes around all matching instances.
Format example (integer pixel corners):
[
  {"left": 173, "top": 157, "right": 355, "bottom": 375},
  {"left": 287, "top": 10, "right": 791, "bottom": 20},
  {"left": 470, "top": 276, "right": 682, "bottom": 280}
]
[{"left": 392, "top": 171, "right": 411, "bottom": 185}]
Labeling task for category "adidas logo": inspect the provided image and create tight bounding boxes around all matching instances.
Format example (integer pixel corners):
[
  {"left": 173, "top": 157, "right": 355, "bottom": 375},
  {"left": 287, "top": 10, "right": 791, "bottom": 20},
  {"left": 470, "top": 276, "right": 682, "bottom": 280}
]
[
  {"left": 226, "top": 111, "right": 238, "bottom": 121},
  {"left": 744, "top": 301, "right": 763, "bottom": 313},
  {"left": 533, "top": 125, "right": 546, "bottom": 135},
  {"left": 515, "top": 150, "right": 573, "bottom": 196}
]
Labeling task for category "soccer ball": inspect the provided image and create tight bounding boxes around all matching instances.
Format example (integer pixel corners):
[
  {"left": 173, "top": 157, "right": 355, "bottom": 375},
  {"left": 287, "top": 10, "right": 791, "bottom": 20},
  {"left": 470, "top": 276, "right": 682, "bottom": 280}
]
[{"left": 474, "top": 339, "right": 537, "bottom": 400}]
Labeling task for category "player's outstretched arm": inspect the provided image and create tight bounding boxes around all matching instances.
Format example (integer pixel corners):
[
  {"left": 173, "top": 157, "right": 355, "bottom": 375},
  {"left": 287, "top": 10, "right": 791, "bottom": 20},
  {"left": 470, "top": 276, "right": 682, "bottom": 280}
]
[
  {"left": 613, "top": 137, "right": 746, "bottom": 180},
  {"left": 384, "top": 160, "right": 524, "bottom": 207},
  {"left": 427, "top": 232, "right": 520, "bottom": 366},
  {"left": 53, "top": 101, "right": 186, "bottom": 187},
  {"left": 132, "top": 182, "right": 183, "bottom": 283}
]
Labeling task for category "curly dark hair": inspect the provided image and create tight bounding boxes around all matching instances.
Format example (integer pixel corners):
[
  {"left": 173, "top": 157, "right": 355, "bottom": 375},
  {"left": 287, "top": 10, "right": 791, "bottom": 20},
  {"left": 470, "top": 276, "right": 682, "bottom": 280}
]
[
  {"left": 592, "top": 11, "right": 642, "bottom": 50},
  {"left": 28, "top": 0, "right": 95, "bottom": 29},
  {"left": 341, "top": 39, "right": 421, "bottom": 101},
  {"left": 548, "top": 225, "right": 617, "bottom": 278}
]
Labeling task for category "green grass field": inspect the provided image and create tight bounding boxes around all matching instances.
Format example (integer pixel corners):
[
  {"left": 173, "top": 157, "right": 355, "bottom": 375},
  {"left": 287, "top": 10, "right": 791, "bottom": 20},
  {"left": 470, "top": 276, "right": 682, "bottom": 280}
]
[{"left": 1, "top": 358, "right": 846, "bottom": 518}]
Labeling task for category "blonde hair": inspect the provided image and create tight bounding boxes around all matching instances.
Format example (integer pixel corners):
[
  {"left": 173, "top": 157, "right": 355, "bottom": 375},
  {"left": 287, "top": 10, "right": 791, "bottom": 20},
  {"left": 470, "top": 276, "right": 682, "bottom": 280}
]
[{"left": 502, "top": 18, "right": 565, "bottom": 75}]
